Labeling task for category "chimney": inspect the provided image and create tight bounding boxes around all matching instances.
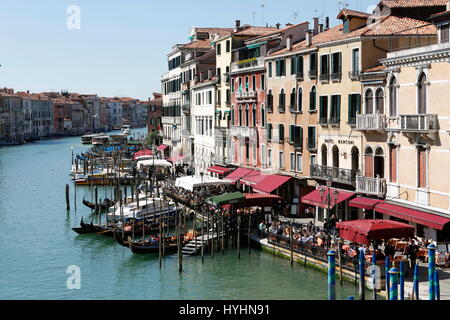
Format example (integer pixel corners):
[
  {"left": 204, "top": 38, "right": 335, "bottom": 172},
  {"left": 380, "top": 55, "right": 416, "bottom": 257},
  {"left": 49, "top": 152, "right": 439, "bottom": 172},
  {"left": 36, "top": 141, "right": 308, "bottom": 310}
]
[
  {"left": 208, "top": 69, "right": 213, "bottom": 80},
  {"left": 306, "top": 30, "right": 313, "bottom": 46},
  {"left": 313, "top": 17, "right": 319, "bottom": 35},
  {"left": 200, "top": 72, "right": 205, "bottom": 82},
  {"left": 319, "top": 24, "right": 324, "bottom": 33},
  {"left": 286, "top": 35, "right": 293, "bottom": 51},
  {"left": 276, "top": 23, "right": 281, "bottom": 29},
  {"left": 235, "top": 20, "right": 241, "bottom": 31},
  {"left": 325, "top": 17, "right": 330, "bottom": 30}
]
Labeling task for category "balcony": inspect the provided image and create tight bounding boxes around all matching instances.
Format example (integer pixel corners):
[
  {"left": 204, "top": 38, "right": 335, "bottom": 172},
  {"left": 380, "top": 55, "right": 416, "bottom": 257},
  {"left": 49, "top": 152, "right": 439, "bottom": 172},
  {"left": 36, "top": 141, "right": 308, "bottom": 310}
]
[
  {"left": 235, "top": 90, "right": 257, "bottom": 101},
  {"left": 308, "top": 70, "right": 318, "bottom": 79},
  {"left": 356, "top": 114, "right": 386, "bottom": 131},
  {"left": 348, "top": 71, "right": 360, "bottom": 80},
  {"left": 398, "top": 114, "right": 438, "bottom": 132},
  {"left": 230, "top": 126, "right": 256, "bottom": 138},
  {"left": 231, "top": 57, "right": 264, "bottom": 72},
  {"left": 307, "top": 139, "right": 317, "bottom": 151},
  {"left": 267, "top": 105, "right": 273, "bottom": 113},
  {"left": 330, "top": 73, "right": 342, "bottom": 82},
  {"left": 278, "top": 105, "right": 286, "bottom": 113},
  {"left": 310, "top": 164, "right": 359, "bottom": 185},
  {"left": 356, "top": 176, "right": 386, "bottom": 197},
  {"left": 319, "top": 74, "right": 329, "bottom": 82},
  {"left": 296, "top": 72, "right": 304, "bottom": 81},
  {"left": 328, "top": 118, "right": 340, "bottom": 126}
]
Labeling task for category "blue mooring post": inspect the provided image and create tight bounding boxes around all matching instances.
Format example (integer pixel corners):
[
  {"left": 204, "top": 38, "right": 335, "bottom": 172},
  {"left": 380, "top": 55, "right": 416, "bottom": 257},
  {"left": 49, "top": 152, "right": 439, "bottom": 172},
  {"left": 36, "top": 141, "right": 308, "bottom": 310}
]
[
  {"left": 372, "top": 253, "right": 377, "bottom": 300},
  {"left": 359, "top": 250, "right": 365, "bottom": 300},
  {"left": 399, "top": 261, "right": 405, "bottom": 300},
  {"left": 413, "top": 263, "right": 420, "bottom": 300},
  {"left": 434, "top": 269, "right": 440, "bottom": 300},
  {"left": 389, "top": 267, "right": 399, "bottom": 300},
  {"left": 327, "top": 250, "right": 336, "bottom": 301},
  {"left": 385, "top": 256, "right": 390, "bottom": 300},
  {"left": 348, "top": 296, "right": 355, "bottom": 300},
  {"left": 428, "top": 244, "right": 436, "bottom": 300}
]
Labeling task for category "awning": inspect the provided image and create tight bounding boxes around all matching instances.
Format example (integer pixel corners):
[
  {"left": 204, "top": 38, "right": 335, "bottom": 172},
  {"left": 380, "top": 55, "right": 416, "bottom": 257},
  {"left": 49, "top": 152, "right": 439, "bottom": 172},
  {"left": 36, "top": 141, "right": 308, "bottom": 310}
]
[
  {"left": 349, "top": 197, "right": 383, "bottom": 211},
  {"left": 247, "top": 41, "right": 267, "bottom": 49},
  {"left": 206, "top": 192, "right": 246, "bottom": 206},
  {"left": 253, "top": 175, "right": 292, "bottom": 194},
  {"left": 207, "top": 166, "right": 232, "bottom": 175},
  {"left": 241, "top": 172, "right": 266, "bottom": 186},
  {"left": 134, "top": 149, "right": 153, "bottom": 160},
  {"left": 137, "top": 159, "right": 172, "bottom": 169},
  {"left": 157, "top": 144, "right": 168, "bottom": 151},
  {"left": 175, "top": 175, "right": 230, "bottom": 192},
  {"left": 375, "top": 202, "right": 450, "bottom": 230},
  {"left": 224, "top": 168, "right": 258, "bottom": 182},
  {"left": 301, "top": 188, "right": 355, "bottom": 210},
  {"left": 167, "top": 155, "right": 186, "bottom": 163},
  {"left": 336, "top": 220, "right": 415, "bottom": 246}
]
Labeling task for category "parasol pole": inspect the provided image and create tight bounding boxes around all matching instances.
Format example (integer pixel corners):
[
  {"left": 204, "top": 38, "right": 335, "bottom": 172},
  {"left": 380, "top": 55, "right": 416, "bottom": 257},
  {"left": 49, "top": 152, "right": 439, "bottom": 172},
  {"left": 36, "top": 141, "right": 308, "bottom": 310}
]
[
  {"left": 327, "top": 250, "right": 336, "bottom": 300},
  {"left": 428, "top": 244, "right": 436, "bottom": 300}
]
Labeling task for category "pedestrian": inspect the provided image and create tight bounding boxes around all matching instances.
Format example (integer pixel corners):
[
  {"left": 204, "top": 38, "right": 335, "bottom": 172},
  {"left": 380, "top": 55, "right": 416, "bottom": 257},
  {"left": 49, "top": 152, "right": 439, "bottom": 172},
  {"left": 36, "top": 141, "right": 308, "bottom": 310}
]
[
  {"left": 384, "top": 240, "right": 396, "bottom": 260},
  {"left": 405, "top": 239, "right": 419, "bottom": 270}
]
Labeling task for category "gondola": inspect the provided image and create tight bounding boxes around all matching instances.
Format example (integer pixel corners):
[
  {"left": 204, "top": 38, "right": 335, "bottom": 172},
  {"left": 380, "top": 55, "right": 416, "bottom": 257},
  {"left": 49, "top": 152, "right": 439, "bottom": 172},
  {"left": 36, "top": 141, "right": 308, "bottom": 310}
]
[
  {"left": 82, "top": 197, "right": 116, "bottom": 211},
  {"left": 71, "top": 218, "right": 105, "bottom": 234}
]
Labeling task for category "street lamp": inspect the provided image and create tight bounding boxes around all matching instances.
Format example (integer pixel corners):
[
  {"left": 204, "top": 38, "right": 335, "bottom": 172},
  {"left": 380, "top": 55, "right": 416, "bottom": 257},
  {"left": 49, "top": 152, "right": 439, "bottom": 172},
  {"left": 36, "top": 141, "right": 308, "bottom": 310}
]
[{"left": 319, "top": 185, "right": 339, "bottom": 222}]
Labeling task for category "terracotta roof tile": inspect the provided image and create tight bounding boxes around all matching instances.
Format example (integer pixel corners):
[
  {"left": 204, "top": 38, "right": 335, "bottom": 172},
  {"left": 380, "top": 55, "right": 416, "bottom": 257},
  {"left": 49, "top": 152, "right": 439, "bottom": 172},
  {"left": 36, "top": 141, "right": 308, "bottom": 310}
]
[
  {"left": 182, "top": 39, "right": 212, "bottom": 49},
  {"left": 337, "top": 9, "right": 371, "bottom": 19},
  {"left": 234, "top": 26, "right": 281, "bottom": 37},
  {"left": 380, "top": 0, "right": 447, "bottom": 8},
  {"left": 363, "top": 65, "right": 386, "bottom": 73},
  {"left": 363, "top": 15, "right": 436, "bottom": 36}
]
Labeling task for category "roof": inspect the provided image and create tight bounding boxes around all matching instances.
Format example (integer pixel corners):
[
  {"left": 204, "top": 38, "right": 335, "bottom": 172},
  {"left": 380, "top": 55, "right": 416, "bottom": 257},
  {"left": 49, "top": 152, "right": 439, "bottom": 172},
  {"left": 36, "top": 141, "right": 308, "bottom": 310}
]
[
  {"left": 233, "top": 26, "right": 280, "bottom": 37},
  {"left": 269, "top": 15, "right": 436, "bottom": 57},
  {"left": 337, "top": 8, "right": 371, "bottom": 19},
  {"left": 363, "top": 64, "right": 386, "bottom": 73},
  {"left": 380, "top": 0, "right": 447, "bottom": 8},
  {"left": 253, "top": 175, "right": 292, "bottom": 194},
  {"left": 430, "top": 9, "right": 450, "bottom": 22},
  {"left": 194, "top": 27, "right": 233, "bottom": 37},
  {"left": 182, "top": 39, "right": 212, "bottom": 49}
]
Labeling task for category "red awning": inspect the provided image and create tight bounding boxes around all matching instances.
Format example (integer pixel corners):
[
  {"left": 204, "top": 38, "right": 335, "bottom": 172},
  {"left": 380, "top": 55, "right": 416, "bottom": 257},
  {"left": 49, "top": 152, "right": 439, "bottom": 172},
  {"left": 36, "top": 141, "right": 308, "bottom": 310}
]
[
  {"left": 224, "top": 168, "right": 258, "bottom": 182},
  {"left": 241, "top": 173, "right": 268, "bottom": 186},
  {"left": 301, "top": 188, "right": 355, "bottom": 209},
  {"left": 222, "top": 193, "right": 282, "bottom": 210},
  {"left": 375, "top": 202, "right": 450, "bottom": 230},
  {"left": 207, "top": 166, "right": 232, "bottom": 175},
  {"left": 167, "top": 155, "right": 186, "bottom": 163},
  {"left": 253, "top": 175, "right": 292, "bottom": 194},
  {"left": 133, "top": 149, "right": 153, "bottom": 160},
  {"left": 336, "top": 220, "right": 415, "bottom": 246},
  {"left": 157, "top": 144, "right": 168, "bottom": 151},
  {"left": 349, "top": 197, "right": 382, "bottom": 211}
]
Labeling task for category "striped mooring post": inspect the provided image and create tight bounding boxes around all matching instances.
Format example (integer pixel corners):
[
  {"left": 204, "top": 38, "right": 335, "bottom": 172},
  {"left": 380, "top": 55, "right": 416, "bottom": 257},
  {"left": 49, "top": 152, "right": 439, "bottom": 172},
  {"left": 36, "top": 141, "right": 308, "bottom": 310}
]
[
  {"left": 359, "top": 250, "right": 365, "bottom": 300},
  {"left": 389, "top": 267, "right": 399, "bottom": 300},
  {"left": 413, "top": 263, "right": 420, "bottom": 300},
  {"left": 327, "top": 250, "right": 336, "bottom": 301},
  {"left": 399, "top": 261, "right": 405, "bottom": 300},
  {"left": 434, "top": 268, "right": 440, "bottom": 300},
  {"left": 372, "top": 253, "right": 377, "bottom": 300},
  {"left": 428, "top": 244, "right": 436, "bottom": 300},
  {"left": 385, "top": 256, "right": 390, "bottom": 300}
]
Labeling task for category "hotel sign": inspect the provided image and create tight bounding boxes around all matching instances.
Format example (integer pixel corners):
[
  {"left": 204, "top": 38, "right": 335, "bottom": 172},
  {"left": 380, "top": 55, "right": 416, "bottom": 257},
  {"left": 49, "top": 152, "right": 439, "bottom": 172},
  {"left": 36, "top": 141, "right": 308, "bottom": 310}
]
[{"left": 324, "top": 139, "right": 355, "bottom": 145}]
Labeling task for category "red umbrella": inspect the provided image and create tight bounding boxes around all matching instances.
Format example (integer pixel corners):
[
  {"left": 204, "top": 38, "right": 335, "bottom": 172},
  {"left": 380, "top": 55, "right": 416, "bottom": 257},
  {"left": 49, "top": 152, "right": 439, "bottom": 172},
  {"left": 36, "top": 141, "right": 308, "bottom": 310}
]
[{"left": 336, "top": 220, "right": 415, "bottom": 246}]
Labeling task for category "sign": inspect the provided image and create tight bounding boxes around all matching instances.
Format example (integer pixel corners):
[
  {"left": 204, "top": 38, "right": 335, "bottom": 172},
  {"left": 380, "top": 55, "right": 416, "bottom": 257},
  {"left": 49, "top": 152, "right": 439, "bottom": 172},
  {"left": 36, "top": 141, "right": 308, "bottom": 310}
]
[{"left": 324, "top": 139, "right": 355, "bottom": 145}]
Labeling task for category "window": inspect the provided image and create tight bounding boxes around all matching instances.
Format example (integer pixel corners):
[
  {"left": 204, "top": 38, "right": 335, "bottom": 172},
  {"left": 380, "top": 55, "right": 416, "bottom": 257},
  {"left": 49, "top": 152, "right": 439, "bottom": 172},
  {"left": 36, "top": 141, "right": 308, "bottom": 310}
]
[
  {"left": 268, "top": 62, "right": 273, "bottom": 78},
  {"left": 245, "top": 104, "right": 249, "bottom": 126},
  {"left": 290, "top": 153, "right": 295, "bottom": 172},
  {"left": 330, "top": 95, "right": 341, "bottom": 124},
  {"left": 261, "top": 144, "right": 267, "bottom": 167},
  {"left": 217, "top": 68, "right": 221, "bottom": 82},
  {"left": 307, "top": 126, "right": 316, "bottom": 150},
  {"left": 297, "top": 88, "right": 303, "bottom": 112},
  {"left": 267, "top": 90, "right": 273, "bottom": 111},
  {"left": 376, "top": 88, "right": 384, "bottom": 114},
  {"left": 389, "top": 77, "right": 398, "bottom": 116},
  {"left": 239, "top": 105, "right": 243, "bottom": 126},
  {"left": 275, "top": 59, "right": 286, "bottom": 77},
  {"left": 320, "top": 55, "right": 329, "bottom": 75},
  {"left": 389, "top": 145, "right": 397, "bottom": 183},
  {"left": 365, "top": 89, "right": 374, "bottom": 114},
  {"left": 348, "top": 94, "right": 361, "bottom": 125},
  {"left": 266, "top": 123, "right": 272, "bottom": 141},
  {"left": 418, "top": 147, "right": 427, "bottom": 188},
  {"left": 441, "top": 24, "right": 449, "bottom": 43},
  {"left": 245, "top": 76, "right": 249, "bottom": 92},
  {"left": 343, "top": 19, "right": 350, "bottom": 33},
  {"left": 331, "top": 52, "right": 342, "bottom": 74},
  {"left": 418, "top": 73, "right": 427, "bottom": 114},
  {"left": 290, "top": 88, "right": 296, "bottom": 109},
  {"left": 245, "top": 138, "right": 250, "bottom": 160},
  {"left": 252, "top": 104, "right": 256, "bottom": 127},
  {"left": 226, "top": 40, "right": 231, "bottom": 52},
  {"left": 279, "top": 89, "right": 285, "bottom": 111},
  {"left": 207, "top": 91, "right": 212, "bottom": 105},
  {"left": 309, "top": 86, "right": 317, "bottom": 111},
  {"left": 319, "top": 96, "right": 328, "bottom": 123},
  {"left": 231, "top": 106, "right": 235, "bottom": 125},
  {"left": 279, "top": 151, "right": 284, "bottom": 169},
  {"left": 217, "top": 43, "right": 221, "bottom": 55},
  {"left": 289, "top": 125, "right": 302, "bottom": 148},
  {"left": 231, "top": 79, "right": 235, "bottom": 93},
  {"left": 310, "top": 154, "right": 316, "bottom": 166},
  {"left": 252, "top": 75, "right": 256, "bottom": 91},
  {"left": 238, "top": 77, "right": 242, "bottom": 91},
  {"left": 309, "top": 53, "right": 318, "bottom": 76},
  {"left": 352, "top": 48, "right": 360, "bottom": 74},
  {"left": 291, "top": 56, "right": 302, "bottom": 75},
  {"left": 278, "top": 124, "right": 284, "bottom": 143},
  {"left": 268, "top": 149, "right": 272, "bottom": 167},
  {"left": 364, "top": 146, "right": 374, "bottom": 177},
  {"left": 261, "top": 105, "right": 266, "bottom": 127},
  {"left": 261, "top": 75, "right": 265, "bottom": 91},
  {"left": 296, "top": 153, "right": 302, "bottom": 172}
]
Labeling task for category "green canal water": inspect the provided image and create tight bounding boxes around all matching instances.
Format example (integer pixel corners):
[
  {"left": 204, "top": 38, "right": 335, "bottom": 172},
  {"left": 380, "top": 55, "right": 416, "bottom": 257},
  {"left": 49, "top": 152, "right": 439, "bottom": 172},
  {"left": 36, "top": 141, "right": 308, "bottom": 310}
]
[{"left": 0, "top": 130, "right": 372, "bottom": 300}]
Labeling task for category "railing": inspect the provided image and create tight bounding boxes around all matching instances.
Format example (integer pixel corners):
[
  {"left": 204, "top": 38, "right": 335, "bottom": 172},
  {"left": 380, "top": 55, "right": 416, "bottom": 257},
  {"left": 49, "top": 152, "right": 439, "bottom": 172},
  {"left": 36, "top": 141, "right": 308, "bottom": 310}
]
[
  {"left": 310, "top": 164, "right": 359, "bottom": 185},
  {"left": 330, "top": 73, "right": 342, "bottom": 82},
  {"left": 308, "top": 70, "right": 318, "bottom": 79},
  {"left": 356, "top": 114, "right": 386, "bottom": 131},
  {"left": 348, "top": 71, "right": 360, "bottom": 80},
  {"left": 236, "top": 90, "right": 257, "bottom": 99},
  {"left": 182, "top": 104, "right": 190, "bottom": 114},
  {"left": 278, "top": 105, "right": 285, "bottom": 113},
  {"left": 356, "top": 176, "right": 387, "bottom": 197},
  {"left": 289, "top": 106, "right": 299, "bottom": 113},
  {"left": 296, "top": 72, "right": 304, "bottom": 81},
  {"left": 230, "top": 126, "right": 256, "bottom": 138},
  {"left": 231, "top": 57, "right": 264, "bottom": 72},
  {"left": 267, "top": 105, "right": 273, "bottom": 113},
  {"left": 319, "top": 118, "right": 328, "bottom": 125},
  {"left": 399, "top": 114, "right": 438, "bottom": 132},
  {"left": 328, "top": 118, "right": 340, "bottom": 126},
  {"left": 319, "top": 74, "right": 329, "bottom": 82}
]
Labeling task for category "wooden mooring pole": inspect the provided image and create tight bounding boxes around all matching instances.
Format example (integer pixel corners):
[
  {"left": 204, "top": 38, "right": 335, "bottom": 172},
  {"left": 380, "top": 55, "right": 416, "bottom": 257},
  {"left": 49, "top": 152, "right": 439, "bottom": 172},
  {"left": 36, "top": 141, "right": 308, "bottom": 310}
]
[{"left": 65, "top": 184, "right": 70, "bottom": 211}]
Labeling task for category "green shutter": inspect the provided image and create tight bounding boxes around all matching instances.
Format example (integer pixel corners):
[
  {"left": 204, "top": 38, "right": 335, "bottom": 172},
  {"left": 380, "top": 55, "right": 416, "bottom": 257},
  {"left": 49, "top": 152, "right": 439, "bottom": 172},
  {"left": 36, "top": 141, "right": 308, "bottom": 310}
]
[
  {"left": 291, "top": 57, "right": 296, "bottom": 75},
  {"left": 337, "top": 95, "right": 341, "bottom": 121},
  {"left": 355, "top": 94, "right": 361, "bottom": 114},
  {"left": 319, "top": 96, "right": 325, "bottom": 119},
  {"left": 289, "top": 125, "right": 294, "bottom": 143},
  {"left": 299, "top": 126, "right": 303, "bottom": 148},
  {"left": 338, "top": 52, "right": 342, "bottom": 73},
  {"left": 348, "top": 94, "right": 354, "bottom": 123}
]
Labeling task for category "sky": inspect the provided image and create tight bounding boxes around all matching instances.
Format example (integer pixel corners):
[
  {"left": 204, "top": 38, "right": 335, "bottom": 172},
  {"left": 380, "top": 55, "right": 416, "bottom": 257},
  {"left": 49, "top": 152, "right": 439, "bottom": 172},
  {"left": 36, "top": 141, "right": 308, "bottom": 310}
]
[{"left": 0, "top": 0, "right": 378, "bottom": 100}]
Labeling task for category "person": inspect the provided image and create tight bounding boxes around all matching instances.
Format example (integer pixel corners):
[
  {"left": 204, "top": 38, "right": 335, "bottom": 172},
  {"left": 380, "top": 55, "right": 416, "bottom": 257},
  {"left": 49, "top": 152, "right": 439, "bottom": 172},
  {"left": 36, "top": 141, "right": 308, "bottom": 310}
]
[
  {"left": 323, "top": 218, "right": 329, "bottom": 233},
  {"left": 384, "top": 240, "right": 396, "bottom": 260},
  {"left": 258, "top": 221, "right": 266, "bottom": 237},
  {"left": 405, "top": 239, "right": 419, "bottom": 270},
  {"left": 329, "top": 214, "right": 337, "bottom": 233}
]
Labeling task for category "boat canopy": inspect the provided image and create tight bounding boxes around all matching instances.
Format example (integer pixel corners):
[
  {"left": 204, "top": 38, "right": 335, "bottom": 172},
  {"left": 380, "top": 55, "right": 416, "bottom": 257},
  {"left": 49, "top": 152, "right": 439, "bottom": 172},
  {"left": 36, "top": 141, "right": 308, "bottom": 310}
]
[
  {"left": 206, "top": 192, "right": 246, "bottom": 207},
  {"left": 175, "top": 175, "right": 230, "bottom": 192},
  {"left": 137, "top": 159, "right": 172, "bottom": 169}
]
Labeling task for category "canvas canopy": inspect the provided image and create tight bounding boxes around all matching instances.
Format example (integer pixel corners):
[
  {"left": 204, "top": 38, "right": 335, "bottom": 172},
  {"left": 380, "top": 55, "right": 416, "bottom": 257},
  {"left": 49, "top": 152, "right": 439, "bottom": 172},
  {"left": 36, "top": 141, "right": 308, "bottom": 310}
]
[{"left": 175, "top": 175, "right": 230, "bottom": 192}]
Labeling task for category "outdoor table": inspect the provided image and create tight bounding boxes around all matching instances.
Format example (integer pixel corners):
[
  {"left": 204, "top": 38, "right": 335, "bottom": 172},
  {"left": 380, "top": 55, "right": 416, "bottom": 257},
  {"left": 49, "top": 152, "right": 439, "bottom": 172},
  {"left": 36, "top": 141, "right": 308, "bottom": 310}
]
[{"left": 395, "top": 241, "right": 408, "bottom": 251}]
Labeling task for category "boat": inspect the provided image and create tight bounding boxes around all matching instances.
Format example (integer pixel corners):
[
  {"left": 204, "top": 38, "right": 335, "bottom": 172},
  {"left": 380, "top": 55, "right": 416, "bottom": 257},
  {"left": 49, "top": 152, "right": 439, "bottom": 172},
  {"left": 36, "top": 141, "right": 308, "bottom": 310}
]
[
  {"left": 71, "top": 218, "right": 104, "bottom": 234},
  {"left": 81, "top": 134, "right": 99, "bottom": 145},
  {"left": 82, "top": 198, "right": 116, "bottom": 211},
  {"left": 91, "top": 135, "right": 109, "bottom": 146},
  {"left": 121, "top": 125, "right": 131, "bottom": 136}
]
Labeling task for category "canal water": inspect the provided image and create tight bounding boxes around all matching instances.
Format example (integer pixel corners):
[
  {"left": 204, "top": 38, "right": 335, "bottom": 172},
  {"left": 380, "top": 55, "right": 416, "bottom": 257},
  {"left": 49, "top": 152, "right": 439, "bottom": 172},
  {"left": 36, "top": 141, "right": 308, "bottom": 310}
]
[{"left": 0, "top": 130, "right": 372, "bottom": 300}]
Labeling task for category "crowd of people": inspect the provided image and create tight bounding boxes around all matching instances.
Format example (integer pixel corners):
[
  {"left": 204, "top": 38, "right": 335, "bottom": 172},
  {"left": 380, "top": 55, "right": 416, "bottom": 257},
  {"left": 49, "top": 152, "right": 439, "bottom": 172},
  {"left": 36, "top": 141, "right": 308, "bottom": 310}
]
[{"left": 164, "top": 183, "right": 237, "bottom": 206}]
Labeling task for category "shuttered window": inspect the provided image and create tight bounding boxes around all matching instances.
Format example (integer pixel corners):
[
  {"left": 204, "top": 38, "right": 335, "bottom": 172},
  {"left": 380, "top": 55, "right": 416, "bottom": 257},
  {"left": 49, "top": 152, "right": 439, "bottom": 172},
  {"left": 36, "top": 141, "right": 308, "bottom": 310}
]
[
  {"left": 418, "top": 147, "right": 427, "bottom": 188},
  {"left": 389, "top": 145, "right": 397, "bottom": 183},
  {"left": 309, "top": 87, "right": 317, "bottom": 111},
  {"left": 319, "top": 96, "right": 328, "bottom": 122}
]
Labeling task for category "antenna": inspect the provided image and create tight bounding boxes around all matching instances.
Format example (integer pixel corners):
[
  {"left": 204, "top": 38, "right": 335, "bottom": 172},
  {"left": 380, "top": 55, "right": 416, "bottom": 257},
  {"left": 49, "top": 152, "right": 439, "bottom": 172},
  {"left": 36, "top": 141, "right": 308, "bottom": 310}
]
[
  {"left": 252, "top": 11, "right": 256, "bottom": 26},
  {"left": 261, "top": 1, "right": 265, "bottom": 26},
  {"left": 337, "top": 0, "right": 349, "bottom": 11},
  {"left": 292, "top": 11, "right": 298, "bottom": 22}
]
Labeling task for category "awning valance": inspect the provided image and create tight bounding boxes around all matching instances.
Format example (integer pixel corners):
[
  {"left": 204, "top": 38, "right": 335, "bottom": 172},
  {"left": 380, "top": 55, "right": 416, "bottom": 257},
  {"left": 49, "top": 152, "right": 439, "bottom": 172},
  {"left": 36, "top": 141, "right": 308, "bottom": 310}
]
[
  {"left": 301, "top": 188, "right": 355, "bottom": 210},
  {"left": 207, "top": 166, "right": 232, "bottom": 175},
  {"left": 349, "top": 197, "right": 382, "bottom": 211},
  {"left": 253, "top": 175, "right": 292, "bottom": 194},
  {"left": 375, "top": 202, "right": 450, "bottom": 230}
]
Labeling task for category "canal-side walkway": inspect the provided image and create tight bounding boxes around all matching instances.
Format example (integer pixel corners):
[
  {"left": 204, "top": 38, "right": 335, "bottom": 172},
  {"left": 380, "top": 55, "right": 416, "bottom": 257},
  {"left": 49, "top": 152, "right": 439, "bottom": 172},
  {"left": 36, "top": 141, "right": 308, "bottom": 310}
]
[{"left": 252, "top": 233, "right": 450, "bottom": 300}]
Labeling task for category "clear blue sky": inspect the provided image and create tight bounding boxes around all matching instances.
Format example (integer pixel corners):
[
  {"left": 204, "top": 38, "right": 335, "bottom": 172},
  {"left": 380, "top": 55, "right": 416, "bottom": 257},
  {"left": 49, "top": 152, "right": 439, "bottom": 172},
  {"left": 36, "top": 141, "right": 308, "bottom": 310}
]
[{"left": 0, "top": 0, "right": 377, "bottom": 100}]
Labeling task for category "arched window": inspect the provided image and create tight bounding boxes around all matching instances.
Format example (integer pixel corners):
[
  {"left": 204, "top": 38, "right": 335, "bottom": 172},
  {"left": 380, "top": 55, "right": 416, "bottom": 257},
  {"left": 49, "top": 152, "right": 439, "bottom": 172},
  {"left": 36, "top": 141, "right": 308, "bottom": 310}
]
[
  {"left": 309, "top": 86, "right": 317, "bottom": 111},
  {"left": 418, "top": 73, "right": 427, "bottom": 114},
  {"left": 389, "top": 76, "right": 398, "bottom": 116},
  {"left": 238, "top": 105, "right": 243, "bottom": 126},
  {"left": 298, "top": 88, "right": 303, "bottom": 112},
  {"left": 351, "top": 146, "right": 359, "bottom": 172},
  {"left": 321, "top": 144, "right": 327, "bottom": 166},
  {"left": 261, "top": 104, "right": 266, "bottom": 127},
  {"left": 267, "top": 90, "right": 273, "bottom": 111},
  {"left": 332, "top": 145, "right": 339, "bottom": 168},
  {"left": 245, "top": 104, "right": 249, "bottom": 127},
  {"left": 279, "top": 88, "right": 285, "bottom": 111},
  {"left": 365, "top": 89, "right": 374, "bottom": 114},
  {"left": 290, "top": 88, "right": 296, "bottom": 110},
  {"left": 364, "top": 146, "right": 374, "bottom": 177},
  {"left": 252, "top": 104, "right": 257, "bottom": 127},
  {"left": 376, "top": 88, "right": 384, "bottom": 114},
  {"left": 374, "top": 147, "right": 385, "bottom": 178}
]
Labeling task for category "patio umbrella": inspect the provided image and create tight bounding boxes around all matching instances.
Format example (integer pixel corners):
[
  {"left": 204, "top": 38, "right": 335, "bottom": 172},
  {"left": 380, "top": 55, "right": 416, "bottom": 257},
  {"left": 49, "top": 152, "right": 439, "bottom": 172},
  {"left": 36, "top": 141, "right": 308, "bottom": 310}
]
[{"left": 336, "top": 220, "right": 415, "bottom": 246}]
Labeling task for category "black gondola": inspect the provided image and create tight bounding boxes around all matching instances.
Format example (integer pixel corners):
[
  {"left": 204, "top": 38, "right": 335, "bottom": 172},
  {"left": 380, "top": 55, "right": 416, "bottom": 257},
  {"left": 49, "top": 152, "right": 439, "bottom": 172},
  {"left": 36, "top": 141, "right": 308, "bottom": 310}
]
[
  {"left": 71, "top": 218, "right": 104, "bottom": 234},
  {"left": 82, "top": 198, "right": 116, "bottom": 211}
]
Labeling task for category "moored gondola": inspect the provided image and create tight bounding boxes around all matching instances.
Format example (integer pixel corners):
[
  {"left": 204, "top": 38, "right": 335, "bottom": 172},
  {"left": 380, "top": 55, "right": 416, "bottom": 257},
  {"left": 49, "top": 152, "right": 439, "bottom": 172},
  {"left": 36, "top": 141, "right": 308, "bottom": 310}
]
[{"left": 82, "top": 198, "right": 116, "bottom": 211}]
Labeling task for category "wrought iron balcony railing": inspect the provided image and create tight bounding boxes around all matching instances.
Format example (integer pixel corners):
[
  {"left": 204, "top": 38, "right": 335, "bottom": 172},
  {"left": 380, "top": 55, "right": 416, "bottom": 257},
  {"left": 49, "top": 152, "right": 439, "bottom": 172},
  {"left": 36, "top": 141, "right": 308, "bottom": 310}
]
[{"left": 310, "top": 164, "right": 359, "bottom": 185}]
